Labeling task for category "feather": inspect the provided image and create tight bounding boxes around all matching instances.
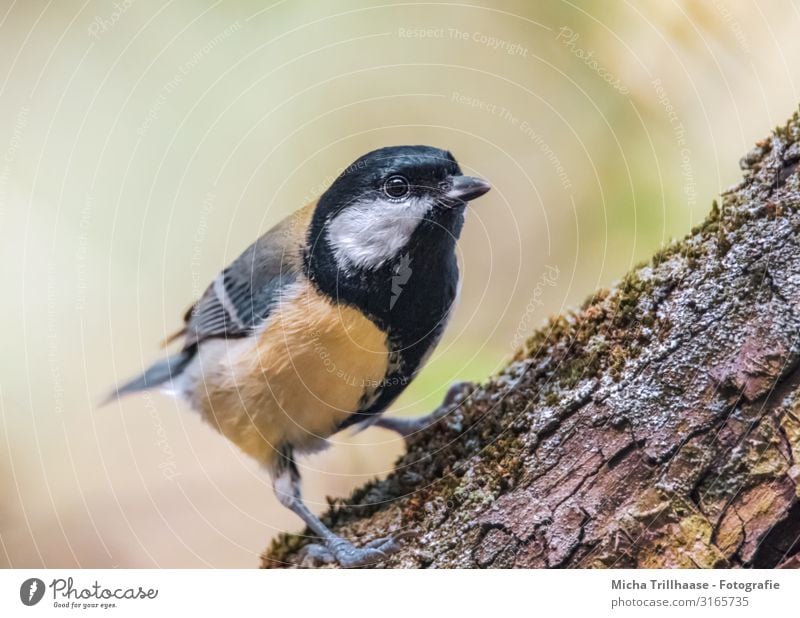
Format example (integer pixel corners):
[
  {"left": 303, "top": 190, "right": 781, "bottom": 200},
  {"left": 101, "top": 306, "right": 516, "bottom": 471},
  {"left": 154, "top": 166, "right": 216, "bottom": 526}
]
[
  {"left": 181, "top": 204, "right": 313, "bottom": 346},
  {"left": 101, "top": 347, "right": 196, "bottom": 405},
  {"left": 107, "top": 204, "right": 315, "bottom": 404}
]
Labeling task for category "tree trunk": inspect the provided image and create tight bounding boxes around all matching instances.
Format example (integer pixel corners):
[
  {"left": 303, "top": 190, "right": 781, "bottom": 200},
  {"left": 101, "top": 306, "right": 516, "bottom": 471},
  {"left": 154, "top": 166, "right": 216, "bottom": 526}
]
[{"left": 263, "top": 111, "right": 800, "bottom": 569}]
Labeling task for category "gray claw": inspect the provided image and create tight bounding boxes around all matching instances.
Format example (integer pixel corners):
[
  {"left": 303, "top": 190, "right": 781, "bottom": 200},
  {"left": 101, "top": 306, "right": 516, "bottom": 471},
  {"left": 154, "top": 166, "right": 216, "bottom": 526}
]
[
  {"left": 300, "top": 532, "right": 415, "bottom": 568},
  {"left": 336, "top": 546, "right": 388, "bottom": 568},
  {"left": 442, "top": 381, "right": 476, "bottom": 407},
  {"left": 374, "top": 381, "right": 475, "bottom": 438},
  {"left": 299, "top": 543, "right": 337, "bottom": 566},
  {"left": 365, "top": 530, "right": 418, "bottom": 554}
]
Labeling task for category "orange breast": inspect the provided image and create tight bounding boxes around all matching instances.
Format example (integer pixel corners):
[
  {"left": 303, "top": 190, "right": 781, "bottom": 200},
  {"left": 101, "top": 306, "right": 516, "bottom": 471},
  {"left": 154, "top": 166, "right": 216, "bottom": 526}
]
[{"left": 195, "top": 279, "right": 390, "bottom": 469}]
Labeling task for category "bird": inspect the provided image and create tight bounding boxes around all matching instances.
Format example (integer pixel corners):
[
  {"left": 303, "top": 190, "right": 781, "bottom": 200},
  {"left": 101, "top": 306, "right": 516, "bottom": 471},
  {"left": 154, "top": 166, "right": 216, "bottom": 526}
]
[{"left": 108, "top": 145, "right": 491, "bottom": 567}]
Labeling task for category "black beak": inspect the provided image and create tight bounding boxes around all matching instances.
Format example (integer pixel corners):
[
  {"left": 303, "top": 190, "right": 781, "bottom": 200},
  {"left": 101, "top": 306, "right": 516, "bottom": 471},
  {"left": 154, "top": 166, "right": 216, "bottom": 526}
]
[{"left": 446, "top": 175, "right": 491, "bottom": 202}]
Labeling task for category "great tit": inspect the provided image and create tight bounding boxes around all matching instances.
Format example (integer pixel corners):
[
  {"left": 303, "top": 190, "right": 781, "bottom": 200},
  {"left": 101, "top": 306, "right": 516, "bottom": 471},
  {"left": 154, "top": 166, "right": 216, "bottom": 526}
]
[{"left": 109, "top": 145, "right": 491, "bottom": 567}]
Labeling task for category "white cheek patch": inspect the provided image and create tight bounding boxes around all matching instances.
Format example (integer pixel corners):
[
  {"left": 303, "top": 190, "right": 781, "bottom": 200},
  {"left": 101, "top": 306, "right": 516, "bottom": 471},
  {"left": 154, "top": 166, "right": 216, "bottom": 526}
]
[{"left": 326, "top": 197, "right": 431, "bottom": 271}]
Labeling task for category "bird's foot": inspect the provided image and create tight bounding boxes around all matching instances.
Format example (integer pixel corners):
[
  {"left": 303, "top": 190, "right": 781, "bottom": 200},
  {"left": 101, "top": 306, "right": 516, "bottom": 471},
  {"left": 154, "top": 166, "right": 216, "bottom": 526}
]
[
  {"left": 300, "top": 531, "right": 416, "bottom": 568},
  {"left": 374, "top": 380, "right": 475, "bottom": 438}
]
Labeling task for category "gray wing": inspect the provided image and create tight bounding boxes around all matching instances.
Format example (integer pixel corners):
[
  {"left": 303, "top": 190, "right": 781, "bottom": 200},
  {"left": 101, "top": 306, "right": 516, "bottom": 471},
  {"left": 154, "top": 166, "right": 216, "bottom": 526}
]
[{"left": 177, "top": 207, "right": 310, "bottom": 347}]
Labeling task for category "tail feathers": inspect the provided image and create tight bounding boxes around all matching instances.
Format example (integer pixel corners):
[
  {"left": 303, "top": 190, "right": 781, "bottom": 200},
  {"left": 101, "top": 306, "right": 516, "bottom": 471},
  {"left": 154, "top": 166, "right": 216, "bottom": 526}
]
[
  {"left": 102, "top": 348, "right": 196, "bottom": 406},
  {"left": 160, "top": 326, "right": 187, "bottom": 348}
]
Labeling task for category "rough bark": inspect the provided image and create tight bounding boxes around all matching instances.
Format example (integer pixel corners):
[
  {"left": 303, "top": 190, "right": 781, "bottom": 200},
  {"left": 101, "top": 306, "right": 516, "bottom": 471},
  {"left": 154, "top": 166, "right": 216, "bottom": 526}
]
[{"left": 263, "top": 110, "right": 800, "bottom": 569}]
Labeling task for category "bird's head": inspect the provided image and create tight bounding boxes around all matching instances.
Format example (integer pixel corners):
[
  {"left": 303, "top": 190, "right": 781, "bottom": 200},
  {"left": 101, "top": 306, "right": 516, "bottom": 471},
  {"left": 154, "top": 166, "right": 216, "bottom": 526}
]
[{"left": 307, "top": 145, "right": 490, "bottom": 274}]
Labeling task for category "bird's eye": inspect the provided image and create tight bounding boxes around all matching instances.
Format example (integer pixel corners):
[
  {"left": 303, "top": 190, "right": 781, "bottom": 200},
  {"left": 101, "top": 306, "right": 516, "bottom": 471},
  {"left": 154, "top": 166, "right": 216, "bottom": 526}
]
[{"left": 384, "top": 175, "right": 410, "bottom": 198}]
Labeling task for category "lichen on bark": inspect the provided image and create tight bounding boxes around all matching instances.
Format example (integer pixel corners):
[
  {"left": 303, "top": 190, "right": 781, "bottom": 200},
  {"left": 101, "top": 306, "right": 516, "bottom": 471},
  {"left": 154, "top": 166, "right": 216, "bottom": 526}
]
[{"left": 263, "top": 110, "right": 800, "bottom": 569}]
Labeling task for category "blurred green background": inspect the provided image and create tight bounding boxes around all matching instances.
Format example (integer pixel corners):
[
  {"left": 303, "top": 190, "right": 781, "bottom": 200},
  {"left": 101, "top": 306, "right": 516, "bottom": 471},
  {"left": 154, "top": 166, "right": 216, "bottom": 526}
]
[{"left": 1, "top": 0, "right": 798, "bottom": 567}]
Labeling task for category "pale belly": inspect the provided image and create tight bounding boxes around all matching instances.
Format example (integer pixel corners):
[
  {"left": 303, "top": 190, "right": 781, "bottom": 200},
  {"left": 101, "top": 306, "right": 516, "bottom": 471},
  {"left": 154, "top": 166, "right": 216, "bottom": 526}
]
[{"left": 173, "top": 283, "right": 390, "bottom": 469}]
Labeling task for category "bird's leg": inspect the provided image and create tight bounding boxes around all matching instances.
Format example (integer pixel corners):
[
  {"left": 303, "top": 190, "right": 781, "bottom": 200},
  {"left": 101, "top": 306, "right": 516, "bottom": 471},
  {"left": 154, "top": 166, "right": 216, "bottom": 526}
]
[
  {"left": 373, "top": 380, "right": 475, "bottom": 438},
  {"left": 272, "top": 452, "right": 411, "bottom": 567}
]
